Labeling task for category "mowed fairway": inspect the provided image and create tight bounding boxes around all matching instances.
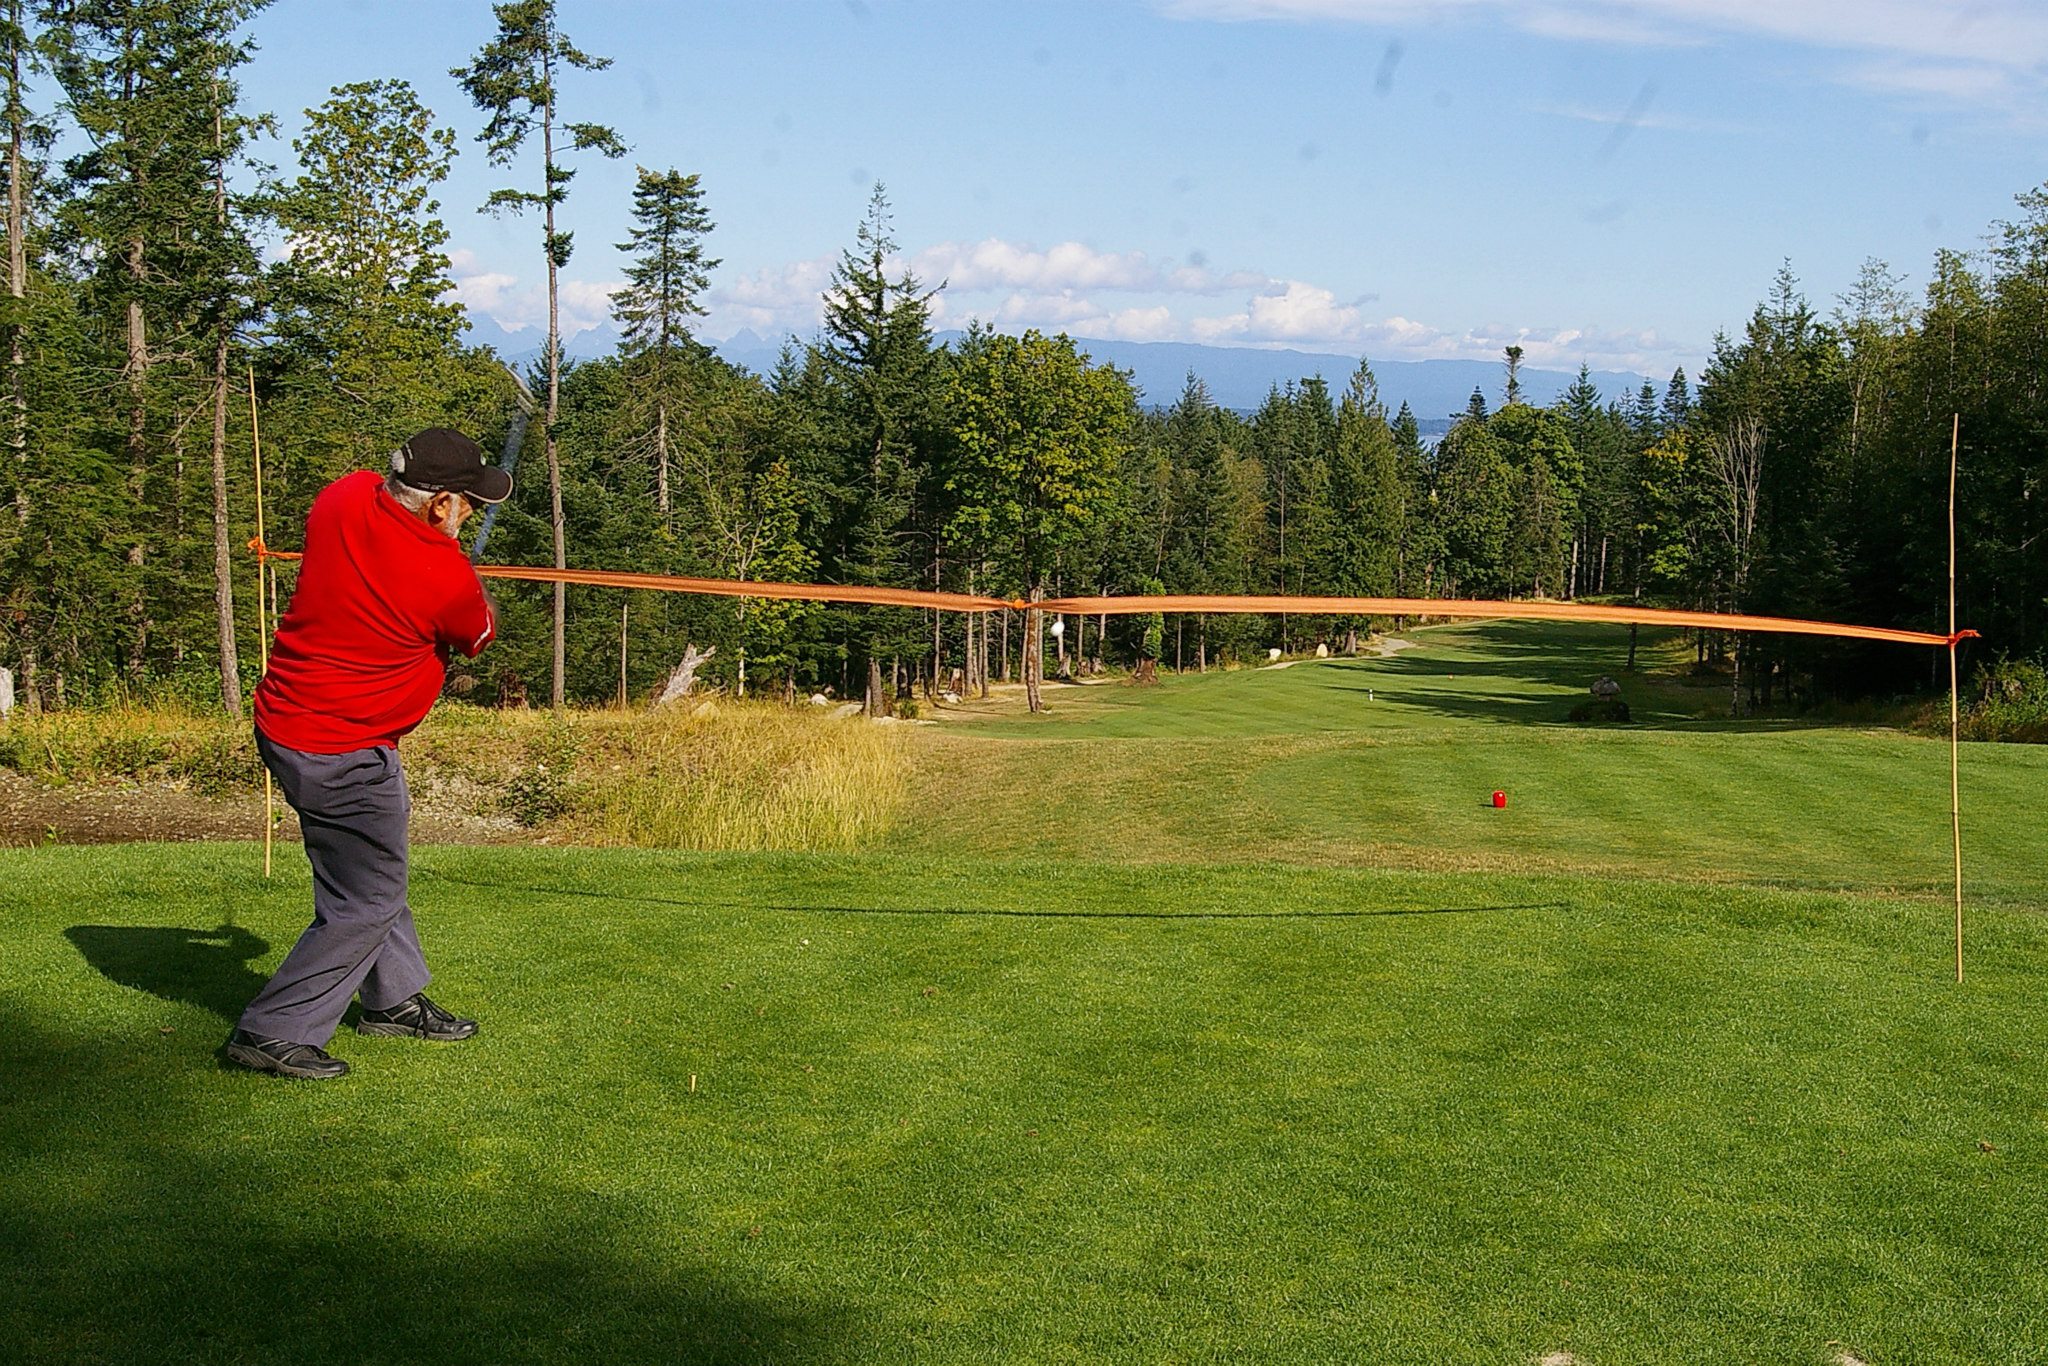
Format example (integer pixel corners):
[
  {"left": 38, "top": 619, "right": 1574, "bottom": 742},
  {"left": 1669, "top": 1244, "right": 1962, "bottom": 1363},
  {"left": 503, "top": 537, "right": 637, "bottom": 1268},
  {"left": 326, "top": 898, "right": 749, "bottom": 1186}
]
[
  {"left": 7, "top": 623, "right": 2048, "bottom": 1365},
  {"left": 903, "top": 621, "right": 2048, "bottom": 905}
]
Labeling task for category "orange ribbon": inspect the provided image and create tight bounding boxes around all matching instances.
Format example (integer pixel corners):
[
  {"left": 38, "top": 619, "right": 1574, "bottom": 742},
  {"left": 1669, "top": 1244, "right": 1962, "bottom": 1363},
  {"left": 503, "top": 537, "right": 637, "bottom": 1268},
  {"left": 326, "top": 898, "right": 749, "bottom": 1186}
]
[{"left": 246, "top": 540, "right": 1974, "bottom": 649}]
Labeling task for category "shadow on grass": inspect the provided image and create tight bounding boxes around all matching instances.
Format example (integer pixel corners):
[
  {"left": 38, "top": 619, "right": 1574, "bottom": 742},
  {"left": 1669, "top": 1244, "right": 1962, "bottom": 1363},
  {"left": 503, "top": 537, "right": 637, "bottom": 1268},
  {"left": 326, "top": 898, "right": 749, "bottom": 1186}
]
[
  {"left": 0, "top": 1006, "right": 861, "bottom": 1366},
  {"left": 427, "top": 874, "right": 1561, "bottom": 921},
  {"left": 64, "top": 923, "right": 272, "bottom": 1021},
  {"left": 1324, "top": 624, "right": 1887, "bottom": 734}
]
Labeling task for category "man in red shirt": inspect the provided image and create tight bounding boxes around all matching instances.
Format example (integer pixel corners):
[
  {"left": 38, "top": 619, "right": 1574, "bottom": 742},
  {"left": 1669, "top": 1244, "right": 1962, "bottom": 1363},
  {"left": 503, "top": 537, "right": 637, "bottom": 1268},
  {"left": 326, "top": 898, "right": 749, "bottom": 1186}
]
[{"left": 225, "top": 428, "right": 510, "bottom": 1081}]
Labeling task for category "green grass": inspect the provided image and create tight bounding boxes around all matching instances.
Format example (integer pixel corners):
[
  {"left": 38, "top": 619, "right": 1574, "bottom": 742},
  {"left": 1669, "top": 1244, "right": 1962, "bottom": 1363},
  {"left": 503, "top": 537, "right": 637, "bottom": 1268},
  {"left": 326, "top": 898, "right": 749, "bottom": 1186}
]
[
  {"left": 7, "top": 844, "right": 2048, "bottom": 1364},
  {"left": 9, "top": 621, "right": 2048, "bottom": 1364},
  {"left": 902, "top": 622, "right": 2048, "bottom": 906}
]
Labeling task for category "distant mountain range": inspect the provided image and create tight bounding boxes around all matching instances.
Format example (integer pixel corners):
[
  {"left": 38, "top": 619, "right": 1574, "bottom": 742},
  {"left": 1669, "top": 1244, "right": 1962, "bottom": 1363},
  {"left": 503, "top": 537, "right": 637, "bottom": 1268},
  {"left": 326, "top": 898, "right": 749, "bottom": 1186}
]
[{"left": 463, "top": 314, "right": 1653, "bottom": 436}]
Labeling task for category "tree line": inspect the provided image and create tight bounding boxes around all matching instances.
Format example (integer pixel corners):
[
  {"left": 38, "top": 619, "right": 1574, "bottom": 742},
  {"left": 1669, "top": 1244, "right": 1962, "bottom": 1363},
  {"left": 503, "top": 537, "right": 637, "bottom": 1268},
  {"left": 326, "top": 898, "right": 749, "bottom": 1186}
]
[{"left": 1, "top": 2, "right": 2042, "bottom": 719}]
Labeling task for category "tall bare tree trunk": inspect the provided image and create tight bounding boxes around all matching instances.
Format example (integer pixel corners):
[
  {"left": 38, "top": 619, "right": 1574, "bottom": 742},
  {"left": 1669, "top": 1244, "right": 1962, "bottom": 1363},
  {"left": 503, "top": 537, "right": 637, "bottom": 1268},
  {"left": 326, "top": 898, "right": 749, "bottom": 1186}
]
[
  {"left": 1000, "top": 607, "right": 1010, "bottom": 683},
  {"left": 962, "top": 600, "right": 975, "bottom": 697},
  {"left": 543, "top": 78, "right": 566, "bottom": 709},
  {"left": 928, "top": 555, "right": 940, "bottom": 699},
  {"left": 120, "top": 37, "right": 147, "bottom": 679},
  {"left": 654, "top": 392, "right": 669, "bottom": 524},
  {"left": 125, "top": 268, "right": 147, "bottom": 677},
  {"left": 1024, "top": 587, "right": 1044, "bottom": 713},
  {"left": 5, "top": 6, "right": 34, "bottom": 713},
  {"left": 207, "top": 92, "right": 240, "bottom": 717},
  {"left": 208, "top": 327, "right": 240, "bottom": 716}
]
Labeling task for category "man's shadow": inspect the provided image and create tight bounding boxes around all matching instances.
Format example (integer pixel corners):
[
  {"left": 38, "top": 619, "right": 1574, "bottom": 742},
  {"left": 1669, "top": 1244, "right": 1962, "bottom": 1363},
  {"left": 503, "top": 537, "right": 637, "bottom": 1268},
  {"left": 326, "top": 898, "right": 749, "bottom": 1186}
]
[{"left": 63, "top": 924, "right": 271, "bottom": 1021}]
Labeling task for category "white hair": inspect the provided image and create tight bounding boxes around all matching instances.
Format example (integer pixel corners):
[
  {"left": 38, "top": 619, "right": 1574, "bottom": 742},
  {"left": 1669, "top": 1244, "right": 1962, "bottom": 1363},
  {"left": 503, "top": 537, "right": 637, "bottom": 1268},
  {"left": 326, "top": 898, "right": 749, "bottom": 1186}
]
[{"left": 384, "top": 469, "right": 436, "bottom": 514}]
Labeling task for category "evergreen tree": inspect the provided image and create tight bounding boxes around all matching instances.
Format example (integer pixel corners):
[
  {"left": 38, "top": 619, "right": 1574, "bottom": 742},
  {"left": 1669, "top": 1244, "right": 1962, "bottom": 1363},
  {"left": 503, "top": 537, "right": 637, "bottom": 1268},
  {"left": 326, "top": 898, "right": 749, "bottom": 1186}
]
[
  {"left": 611, "top": 165, "right": 716, "bottom": 524},
  {"left": 38, "top": 0, "right": 271, "bottom": 693},
  {"left": 815, "top": 183, "right": 938, "bottom": 712},
  {"left": 267, "top": 79, "right": 467, "bottom": 481},
  {"left": 1389, "top": 401, "right": 1436, "bottom": 595},
  {"left": 1434, "top": 410, "right": 1512, "bottom": 597},
  {"left": 454, "top": 0, "right": 626, "bottom": 709}
]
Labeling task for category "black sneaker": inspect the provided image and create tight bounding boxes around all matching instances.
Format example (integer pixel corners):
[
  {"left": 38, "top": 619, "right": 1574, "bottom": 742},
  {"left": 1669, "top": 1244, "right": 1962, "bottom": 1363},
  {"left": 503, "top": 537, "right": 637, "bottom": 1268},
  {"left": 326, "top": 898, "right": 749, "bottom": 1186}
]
[
  {"left": 222, "top": 1029, "right": 350, "bottom": 1080},
  {"left": 356, "top": 992, "right": 478, "bottom": 1042}
]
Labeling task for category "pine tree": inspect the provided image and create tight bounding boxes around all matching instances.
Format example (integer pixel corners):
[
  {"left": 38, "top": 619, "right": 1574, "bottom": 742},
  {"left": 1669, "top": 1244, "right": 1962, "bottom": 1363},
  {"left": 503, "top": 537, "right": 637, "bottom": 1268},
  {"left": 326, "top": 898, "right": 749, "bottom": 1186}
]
[
  {"left": 816, "top": 183, "right": 938, "bottom": 713},
  {"left": 611, "top": 165, "right": 716, "bottom": 524},
  {"left": 39, "top": 0, "right": 271, "bottom": 690},
  {"left": 1390, "top": 401, "right": 1436, "bottom": 595},
  {"left": 268, "top": 79, "right": 465, "bottom": 468},
  {"left": 454, "top": 0, "right": 626, "bottom": 709}
]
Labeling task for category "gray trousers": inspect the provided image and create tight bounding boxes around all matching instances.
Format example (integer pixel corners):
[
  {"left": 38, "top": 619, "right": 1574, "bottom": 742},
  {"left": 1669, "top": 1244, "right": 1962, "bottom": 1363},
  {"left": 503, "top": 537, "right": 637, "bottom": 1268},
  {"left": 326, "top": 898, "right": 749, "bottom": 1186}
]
[{"left": 239, "top": 734, "right": 431, "bottom": 1047}]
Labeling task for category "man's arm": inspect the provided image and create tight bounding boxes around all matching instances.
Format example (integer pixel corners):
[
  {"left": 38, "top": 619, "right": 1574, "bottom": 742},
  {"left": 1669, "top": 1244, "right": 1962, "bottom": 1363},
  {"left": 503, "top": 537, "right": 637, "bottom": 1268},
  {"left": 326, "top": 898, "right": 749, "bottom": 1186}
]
[{"left": 438, "top": 573, "right": 496, "bottom": 659}]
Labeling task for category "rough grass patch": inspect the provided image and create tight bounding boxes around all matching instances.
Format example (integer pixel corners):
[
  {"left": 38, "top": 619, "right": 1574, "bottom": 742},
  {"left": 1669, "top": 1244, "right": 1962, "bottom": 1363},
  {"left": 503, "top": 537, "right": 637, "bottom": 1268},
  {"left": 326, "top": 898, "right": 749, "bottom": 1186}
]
[
  {"left": 0, "top": 708, "right": 260, "bottom": 792},
  {"left": 567, "top": 702, "right": 909, "bottom": 852}
]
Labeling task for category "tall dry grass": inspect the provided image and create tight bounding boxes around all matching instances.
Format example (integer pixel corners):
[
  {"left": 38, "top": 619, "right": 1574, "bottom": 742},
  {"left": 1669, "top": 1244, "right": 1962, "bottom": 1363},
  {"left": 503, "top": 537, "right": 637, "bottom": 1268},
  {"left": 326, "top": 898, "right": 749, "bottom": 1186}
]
[
  {"left": 2, "top": 696, "right": 914, "bottom": 852},
  {"left": 564, "top": 702, "right": 911, "bottom": 851},
  {"left": 0, "top": 705, "right": 257, "bottom": 793}
]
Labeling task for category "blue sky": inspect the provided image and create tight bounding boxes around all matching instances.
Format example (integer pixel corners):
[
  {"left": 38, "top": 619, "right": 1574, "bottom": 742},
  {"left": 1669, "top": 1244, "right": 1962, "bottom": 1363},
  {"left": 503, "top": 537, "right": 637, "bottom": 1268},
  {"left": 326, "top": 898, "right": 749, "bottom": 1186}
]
[{"left": 234, "top": 0, "right": 2048, "bottom": 374}]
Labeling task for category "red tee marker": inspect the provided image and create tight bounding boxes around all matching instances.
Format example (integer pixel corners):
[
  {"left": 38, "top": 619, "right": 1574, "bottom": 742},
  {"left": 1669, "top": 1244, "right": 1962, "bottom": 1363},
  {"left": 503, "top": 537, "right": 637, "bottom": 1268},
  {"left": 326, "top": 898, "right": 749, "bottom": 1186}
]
[{"left": 1491, "top": 790, "right": 1507, "bottom": 809}]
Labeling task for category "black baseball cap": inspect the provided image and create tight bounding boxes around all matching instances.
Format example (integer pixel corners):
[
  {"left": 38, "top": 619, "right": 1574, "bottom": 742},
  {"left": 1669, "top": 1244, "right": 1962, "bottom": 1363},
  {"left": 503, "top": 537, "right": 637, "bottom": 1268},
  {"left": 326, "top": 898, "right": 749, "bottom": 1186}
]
[{"left": 392, "top": 427, "right": 513, "bottom": 504}]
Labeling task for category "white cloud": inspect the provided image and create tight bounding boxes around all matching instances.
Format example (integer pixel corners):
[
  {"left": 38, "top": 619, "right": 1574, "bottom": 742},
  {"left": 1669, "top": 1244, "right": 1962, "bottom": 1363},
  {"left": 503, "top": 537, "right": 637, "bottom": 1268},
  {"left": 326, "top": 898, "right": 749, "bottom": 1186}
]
[
  {"left": 1532, "top": 100, "right": 1754, "bottom": 134},
  {"left": 911, "top": 239, "right": 1158, "bottom": 292},
  {"left": 624, "top": 233, "right": 1688, "bottom": 370},
  {"left": 702, "top": 256, "right": 837, "bottom": 336},
  {"left": 448, "top": 247, "right": 622, "bottom": 336},
  {"left": 696, "top": 238, "right": 1294, "bottom": 341},
  {"left": 1155, "top": 0, "right": 2048, "bottom": 112},
  {"left": 1839, "top": 60, "right": 2021, "bottom": 105},
  {"left": 907, "top": 238, "right": 1270, "bottom": 296}
]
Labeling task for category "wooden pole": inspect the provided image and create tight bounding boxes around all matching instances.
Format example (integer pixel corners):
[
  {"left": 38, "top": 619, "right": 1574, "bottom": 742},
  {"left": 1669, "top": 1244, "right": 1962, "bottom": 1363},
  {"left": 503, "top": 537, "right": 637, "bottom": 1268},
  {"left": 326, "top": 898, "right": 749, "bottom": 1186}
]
[
  {"left": 619, "top": 596, "right": 629, "bottom": 708},
  {"left": 248, "top": 364, "right": 272, "bottom": 878},
  {"left": 1949, "top": 412, "right": 1963, "bottom": 984}
]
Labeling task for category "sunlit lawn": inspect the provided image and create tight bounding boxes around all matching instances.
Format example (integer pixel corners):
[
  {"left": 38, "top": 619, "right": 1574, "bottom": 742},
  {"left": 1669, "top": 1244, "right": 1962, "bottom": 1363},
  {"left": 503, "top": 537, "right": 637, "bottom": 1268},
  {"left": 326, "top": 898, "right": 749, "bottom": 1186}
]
[{"left": 8, "top": 622, "right": 2046, "bottom": 1365}]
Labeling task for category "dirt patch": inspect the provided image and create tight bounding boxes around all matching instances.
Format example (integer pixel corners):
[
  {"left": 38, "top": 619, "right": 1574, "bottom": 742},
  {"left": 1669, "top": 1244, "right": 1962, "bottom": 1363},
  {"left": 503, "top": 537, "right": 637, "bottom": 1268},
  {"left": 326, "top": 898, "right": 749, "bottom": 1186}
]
[{"left": 0, "top": 771, "right": 518, "bottom": 848}]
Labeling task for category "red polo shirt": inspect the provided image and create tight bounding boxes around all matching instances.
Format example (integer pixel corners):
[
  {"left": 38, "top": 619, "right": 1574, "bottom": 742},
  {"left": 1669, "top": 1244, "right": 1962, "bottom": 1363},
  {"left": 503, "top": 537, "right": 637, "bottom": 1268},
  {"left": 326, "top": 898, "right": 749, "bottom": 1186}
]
[{"left": 254, "top": 470, "right": 495, "bottom": 753}]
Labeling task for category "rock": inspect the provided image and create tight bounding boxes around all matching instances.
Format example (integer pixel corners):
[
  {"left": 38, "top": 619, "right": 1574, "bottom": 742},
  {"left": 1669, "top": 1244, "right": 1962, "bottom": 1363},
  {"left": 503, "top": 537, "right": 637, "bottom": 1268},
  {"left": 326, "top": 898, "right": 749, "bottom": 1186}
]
[
  {"left": 829, "top": 702, "right": 864, "bottom": 720},
  {"left": 690, "top": 700, "right": 719, "bottom": 719},
  {"left": 1591, "top": 675, "right": 1622, "bottom": 699},
  {"left": 939, "top": 690, "right": 961, "bottom": 703},
  {"left": 1569, "top": 697, "right": 1631, "bottom": 724},
  {"left": 1315, "top": 642, "right": 1330, "bottom": 658},
  {"left": 1268, "top": 647, "right": 1283, "bottom": 662},
  {"left": 809, "top": 693, "right": 830, "bottom": 706}
]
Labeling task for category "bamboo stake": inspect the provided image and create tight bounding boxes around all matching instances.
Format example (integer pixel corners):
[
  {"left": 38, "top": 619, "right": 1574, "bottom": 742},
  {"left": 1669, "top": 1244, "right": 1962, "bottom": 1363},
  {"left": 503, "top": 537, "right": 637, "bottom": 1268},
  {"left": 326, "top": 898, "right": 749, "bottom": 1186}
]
[
  {"left": 249, "top": 365, "right": 272, "bottom": 878},
  {"left": 619, "top": 597, "right": 629, "bottom": 708},
  {"left": 1949, "top": 412, "right": 1963, "bottom": 983}
]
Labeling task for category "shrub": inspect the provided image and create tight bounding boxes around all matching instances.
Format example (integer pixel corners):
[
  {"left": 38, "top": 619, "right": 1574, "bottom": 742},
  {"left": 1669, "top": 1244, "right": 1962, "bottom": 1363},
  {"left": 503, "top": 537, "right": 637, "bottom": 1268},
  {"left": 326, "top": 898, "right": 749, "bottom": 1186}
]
[
  {"left": 1960, "top": 655, "right": 2048, "bottom": 743},
  {"left": 1568, "top": 698, "right": 1632, "bottom": 724},
  {"left": 500, "top": 712, "right": 581, "bottom": 826}
]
